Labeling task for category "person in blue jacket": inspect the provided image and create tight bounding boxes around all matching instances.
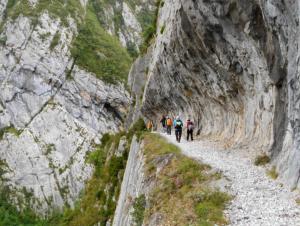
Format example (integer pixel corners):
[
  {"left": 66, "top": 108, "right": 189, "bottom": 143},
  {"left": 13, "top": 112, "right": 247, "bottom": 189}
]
[{"left": 173, "top": 116, "right": 183, "bottom": 142}]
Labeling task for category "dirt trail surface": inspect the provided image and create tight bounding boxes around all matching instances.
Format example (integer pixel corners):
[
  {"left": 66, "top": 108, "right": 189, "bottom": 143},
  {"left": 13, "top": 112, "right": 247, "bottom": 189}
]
[{"left": 161, "top": 133, "right": 300, "bottom": 226}]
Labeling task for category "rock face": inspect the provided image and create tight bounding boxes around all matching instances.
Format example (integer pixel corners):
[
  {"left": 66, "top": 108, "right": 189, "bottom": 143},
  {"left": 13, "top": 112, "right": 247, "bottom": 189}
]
[
  {"left": 93, "top": 0, "right": 157, "bottom": 52},
  {"left": 0, "top": 0, "right": 157, "bottom": 210},
  {"left": 129, "top": 0, "right": 300, "bottom": 189},
  {"left": 0, "top": 10, "right": 130, "bottom": 210},
  {"left": 113, "top": 136, "right": 145, "bottom": 226}
]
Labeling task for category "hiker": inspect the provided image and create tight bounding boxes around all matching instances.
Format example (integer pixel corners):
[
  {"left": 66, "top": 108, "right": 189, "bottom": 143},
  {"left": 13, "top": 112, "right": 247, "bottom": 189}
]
[
  {"left": 174, "top": 116, "right": 183, "bottom": 142},
  {"left": 160, "top": 115, "right": 167, "bottom": 133},
  {"left": 147, "top": 120, "right": 153, "bottom": 132},
  {"left": 186, "top": 119, "right": 194, "bottom": 141},
  {"left": 166, "top": 116, "right": 173, "bottom": 135}
]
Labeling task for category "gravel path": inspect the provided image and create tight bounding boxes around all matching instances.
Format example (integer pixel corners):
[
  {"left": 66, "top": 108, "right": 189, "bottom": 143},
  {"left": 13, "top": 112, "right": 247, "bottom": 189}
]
[{"left": 162, "top": 133, "right": 300, "bottom": 226}]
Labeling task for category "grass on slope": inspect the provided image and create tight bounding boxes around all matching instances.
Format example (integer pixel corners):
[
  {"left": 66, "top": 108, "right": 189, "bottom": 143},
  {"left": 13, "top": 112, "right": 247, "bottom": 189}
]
[
  {"left": 142, "top": 133, "right": 231, "bottom": 226},
  {"left": 139, "top": 0, "right": 162, "bottom": 53},
  {"left": 0, "top": 186, "right": 61, "bottom": 226},
  {"left": 2, "top": 0, "right": 132, "bottom": 84},
  {"left": 48, "top": 119, "right": 146, "bottom": 226},
  {"left": 0, "top": 119, "right": 147, "bottom": 226},
  {"left": 71, "top": 2, "right": 132, "bottom": 84},
  {"left": 3, "top": 0, "right": 85, "bottom": 26}
]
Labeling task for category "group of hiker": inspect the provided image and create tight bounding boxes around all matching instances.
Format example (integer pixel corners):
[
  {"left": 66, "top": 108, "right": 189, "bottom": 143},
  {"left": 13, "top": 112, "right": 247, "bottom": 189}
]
[{"left": 146, "top": 115, "right": 195, "bottom": 143}]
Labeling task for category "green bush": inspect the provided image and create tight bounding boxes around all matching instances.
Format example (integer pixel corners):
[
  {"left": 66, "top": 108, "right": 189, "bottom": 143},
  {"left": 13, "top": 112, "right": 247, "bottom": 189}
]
[
  {"left": 50, "top": 32, "right": 60, "bottom": 50},
  {"left": 0, "top": 186, "right": 59, "bottom": 226},
  {"left": 132, "top": 194, "right": 146, "bottom": 226},
  {"left": 0, "top": 126, "right": 22, "bottom": 140},
  {"left": 196, "top": 191, "right": 230, "bottom": 224},
  {"left": 254, "top": 154, "right": 270, "bottom": 166}
]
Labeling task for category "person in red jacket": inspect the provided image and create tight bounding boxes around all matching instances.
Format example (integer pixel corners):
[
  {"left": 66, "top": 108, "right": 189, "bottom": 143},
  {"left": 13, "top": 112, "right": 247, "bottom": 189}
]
[{"left": 186, "top": 119, "right": 194, "bottom": 141}]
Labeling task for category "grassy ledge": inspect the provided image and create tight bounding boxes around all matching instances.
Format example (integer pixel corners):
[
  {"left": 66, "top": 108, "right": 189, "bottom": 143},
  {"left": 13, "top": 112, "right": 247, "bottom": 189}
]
[{"left": 141, "top": 133, "right": 231, "bottom": 226}]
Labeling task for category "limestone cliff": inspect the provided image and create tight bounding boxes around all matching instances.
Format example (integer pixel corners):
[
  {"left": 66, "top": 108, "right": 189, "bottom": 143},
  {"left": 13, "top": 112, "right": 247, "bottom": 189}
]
[
  {"left": 129, "top": 0, "right": 300, "bottom": 189},
  {"left": 0, "top": 0, "right": 156, "bottom": 211}
]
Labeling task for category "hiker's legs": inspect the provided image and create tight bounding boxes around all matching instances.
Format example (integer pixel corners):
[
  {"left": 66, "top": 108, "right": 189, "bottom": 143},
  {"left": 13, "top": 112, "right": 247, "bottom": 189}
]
[
  {"left": 187, "top": 130, "right": 193, "bottom": 141},
  {"left": 175, "top": 130, "right": 179, "bottom": 141},
  {"left": 178, "top": 129, "right": 182, "bottom": 142},
  {"left": 161, "top": 124, "right": 165, "bottom": 132},
  {"left": 187, "top": 130, "right": 190, "bottom": 141},
  {"left": 167, "top": 126, "right": 171, "bottom": 135}
]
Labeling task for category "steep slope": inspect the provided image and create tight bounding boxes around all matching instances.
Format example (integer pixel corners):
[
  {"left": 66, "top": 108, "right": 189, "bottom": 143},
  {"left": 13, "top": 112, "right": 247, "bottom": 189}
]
[
  {"left": 0, "top": 0, "right": 156, "bottom": 211},
  {"left": 113, "top": 133, "right": 230, "bottom": 226},
  {"left": 129, "top": 0, "right": 300, "bottom": 189}
]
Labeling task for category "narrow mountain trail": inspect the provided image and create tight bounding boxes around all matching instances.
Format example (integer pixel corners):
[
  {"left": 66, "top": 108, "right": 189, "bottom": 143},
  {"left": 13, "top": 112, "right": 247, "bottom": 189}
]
[{"left": 161, "top": 133, "right": 300, "bottom": 226}]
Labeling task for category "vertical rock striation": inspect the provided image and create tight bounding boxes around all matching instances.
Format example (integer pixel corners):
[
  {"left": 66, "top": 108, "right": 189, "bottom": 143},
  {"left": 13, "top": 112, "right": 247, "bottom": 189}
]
[
  {"left": 0, "top": 11, "right": 130, "bottom": 210},
  {"left": 0, "top": 0, "right": 154, "bottom": 212},
  {"left": 113, "top": 136, "right": 145, "bottom": 226},
  {"left": 129, "top": 0, "right": 300, "bottom": 188}
]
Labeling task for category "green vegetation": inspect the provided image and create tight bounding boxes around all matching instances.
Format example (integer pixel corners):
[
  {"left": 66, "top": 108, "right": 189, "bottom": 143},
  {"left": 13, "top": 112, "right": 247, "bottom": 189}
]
[
  {"left": 132, "top": 194, "right": 146, "bottom": 226},
  {"left": 196, "top": 191, "right": 230, "bottom": 225},
  {"left": 0, "top": 159, "right": 9, "bottom": 180},
  {"left": 1, "top": 0, "right": 133, "bottom": 84},
  {"left": 0, "top": 123, "right": 229, "bottom": 226},
  {"left": 254, "top": 154, "right": 271, "bottom": 166},
  {"left": 2, "top": 0, "right": 85, "bottom": 27},
  {"left": 45, "top": 144, "right": 56, "bottom": 155},
  {"left": 0, "top": 119, "right": 146, "bottom": 226},
  {"left": 0, "top": 35, "right": 7, "bottom": 45},
  {"left": 267, "top": 166, "right": 279, "bottom": 180},
  {"left": 50, "top": 32, "right": 61, "bottom": 50},
  {"left": 1, "top": 0, "right": 160, "bottom": 83},
  {"left": 142, "top": 133, "right": 230, "bottom": 225},
  {"left": 71, "top": 2, "right": 132, "bottom": 84},
  {"left": 160, "top": 24, "right": 165, "bottom": 34},
  {"left": 296, "top": 198, "right": 300, "bottom": 205},
  {"left": 0, "top": 126, "right": 22, "bottom": 140},
  {"left": 139, "top": 0, "right": 161, "bottom": 53},
  {"left": 127, "top": 41, "right": 139, "bottom": 58},
  {"left": 0, "top": 186, "right": 61, "bottom": 226},
  {"left": 56, "top": 119, "right": 146, "bottom": 225}
]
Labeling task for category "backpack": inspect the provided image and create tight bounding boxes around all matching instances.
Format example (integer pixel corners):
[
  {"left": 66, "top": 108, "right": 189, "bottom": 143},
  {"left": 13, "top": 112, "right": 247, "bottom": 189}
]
[
  {"left": 167, "top": 118, "right": 172, "bottom": 126},
  {"left": 175, "top": 120, "right": 183, "bottom": 129},
  {"left": 188, "top": 122, "right": 194, "bottom": 130}
]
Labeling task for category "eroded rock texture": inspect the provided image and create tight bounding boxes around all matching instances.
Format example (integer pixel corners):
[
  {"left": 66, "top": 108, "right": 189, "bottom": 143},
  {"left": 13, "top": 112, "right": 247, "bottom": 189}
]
[
  {"left": 131, "top": 0, "right": 300, "bottom": 188},
  {"left": 0, "top": 5, "right": 130, "bottom": 210}
]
